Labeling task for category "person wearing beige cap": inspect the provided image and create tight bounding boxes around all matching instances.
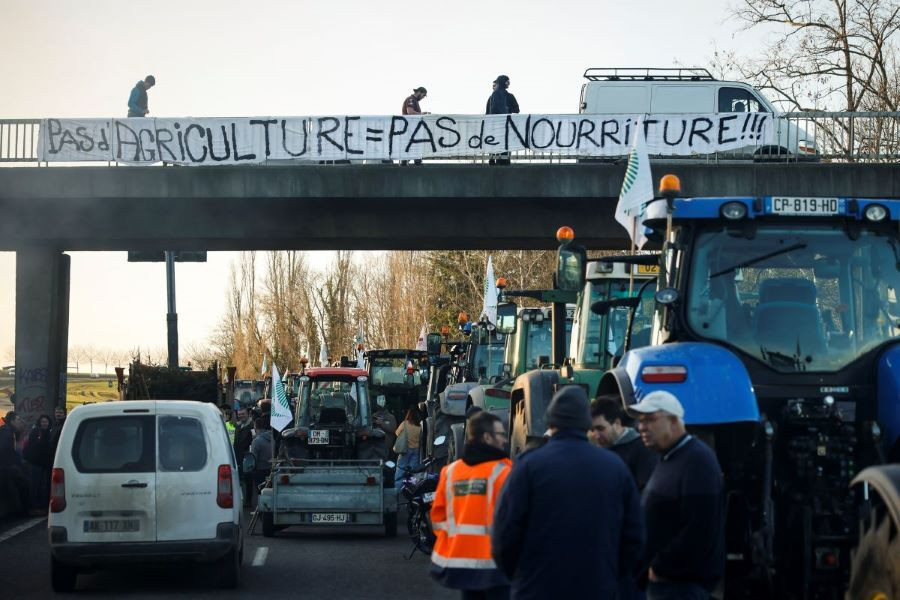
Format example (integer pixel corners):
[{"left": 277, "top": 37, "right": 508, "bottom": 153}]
[{"left": 629, "top": 391, "right": 725, "bottom": 600}]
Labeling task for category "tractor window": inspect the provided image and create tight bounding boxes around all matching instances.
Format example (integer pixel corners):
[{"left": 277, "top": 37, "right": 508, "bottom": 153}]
[
  {"left": 573, "top": 278, "right": 655, "bottom": 367},
  {"left": 298, "top": 377, "right": 371, "bottom": 427},
  {"left": 718, "top": 87, "right": 764, "bottom": 113},
  {"left": 686, "top": 224, "right": 900, "bottom": 372},
  {"left": 472, "top": 342, "right": 506, "bottom": 380},
  {"left": 369, "top": 357, "right": 407, "bottom": 386}
]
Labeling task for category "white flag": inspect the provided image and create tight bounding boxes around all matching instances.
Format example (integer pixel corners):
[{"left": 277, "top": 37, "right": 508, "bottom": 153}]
[
  {"left": 415, "top": 324, "right": 427, "bottom": 351},
  {"left": 356, "top": 324, "right": 365, "bottom": 368},
  {"left": 270, "top": 363, "right": 292, "bottom": 432},
  {"left": 615, "top": 120, "right": 654, "bottom": 249},
  {"left": 480, "top": 256, "right": 498, "bottom": 324},
  {"left": 260, "top": 354, "right": 267, "bottom": 376},
  {"left": 319, "top": 335, "right": 329, "bottom": 367}
]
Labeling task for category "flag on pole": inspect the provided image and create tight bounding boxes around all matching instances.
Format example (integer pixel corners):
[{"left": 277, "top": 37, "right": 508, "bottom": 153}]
[
  {"left": 269, "top": 363, "right": 292, "bottom": 432},
  {"left": 479, "top": 256, "right": 498, "bottom": 324},
  {"left": 319, "top": 332, "right": 329, "bottom": 367},
  {"left": 260, "top": 353, "right": 267, "bottom": 376},
  {"left": 355, "top": 323, "right": 365, "bottom": 368},
  {"left": 615, "top": 120, "right": 654, "bottom": 249},
  {"left": 415, "top": 324, "right": 427, "bottom": 351}
]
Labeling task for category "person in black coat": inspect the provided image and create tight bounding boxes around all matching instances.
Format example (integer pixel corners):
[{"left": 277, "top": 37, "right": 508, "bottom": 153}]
[
  {"left": 233, "top": 407, "right": 254, "bottom": 507},
  {"left": 24, "top": 414, "right": 52, "bottom": 514},
  {"left": 491, "top": 386, "right": 645, "bottom": 600},
  {"left": 486, "top": 75, "right": 519, "bottom": 166}
]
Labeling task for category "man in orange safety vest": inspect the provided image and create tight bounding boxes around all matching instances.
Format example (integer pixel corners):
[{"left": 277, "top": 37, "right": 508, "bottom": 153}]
[{"left": 430, "top": 410, "right": 512, "bottom": 600}]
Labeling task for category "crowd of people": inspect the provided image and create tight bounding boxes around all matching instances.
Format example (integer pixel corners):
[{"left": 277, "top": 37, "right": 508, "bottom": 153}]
[
  {"left": 0, "top": 407, "right": 68, "bottom": 518},
  {"left": 430, "top": 387, "right": 724, "bottom": 600}
]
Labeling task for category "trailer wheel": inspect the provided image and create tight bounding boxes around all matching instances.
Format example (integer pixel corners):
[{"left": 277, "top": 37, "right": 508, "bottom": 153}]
[
  {"left": 848, "top": 466, "right": 900, "bottom": 600},
  {"left": 262, "top": 511, "right": 275, "bottom": 538},
  {"left": 384, "top": 511, "right": 398, "bottom": 537}
]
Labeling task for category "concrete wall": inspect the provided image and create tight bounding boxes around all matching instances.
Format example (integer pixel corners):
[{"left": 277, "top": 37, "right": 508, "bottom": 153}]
[{"left": 1, "top": 163, "right": 899, "bottom": 250}]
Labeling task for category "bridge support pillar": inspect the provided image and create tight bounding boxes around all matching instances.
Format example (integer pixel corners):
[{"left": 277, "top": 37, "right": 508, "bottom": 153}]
[{"left": 14, "top": 250, "right": 70, "bottom": 425}]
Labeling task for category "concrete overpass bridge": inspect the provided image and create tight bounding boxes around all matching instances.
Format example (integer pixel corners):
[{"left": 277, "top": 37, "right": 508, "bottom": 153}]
[{"left": 4, "top": 160, "right": 900, "bottom": 424}]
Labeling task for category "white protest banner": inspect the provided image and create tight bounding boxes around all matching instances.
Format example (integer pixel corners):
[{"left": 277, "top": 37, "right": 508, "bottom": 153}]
[{"left": 39, "top": 113, "right": 774, "bottom": 164}]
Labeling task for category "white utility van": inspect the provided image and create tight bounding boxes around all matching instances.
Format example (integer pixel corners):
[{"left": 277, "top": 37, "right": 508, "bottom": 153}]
[
  {"left": 579, "top": 67, "right": 817, "bottom": 159},
  {"left": 48, "top": 401, "right": 243, "bottom": 592}
]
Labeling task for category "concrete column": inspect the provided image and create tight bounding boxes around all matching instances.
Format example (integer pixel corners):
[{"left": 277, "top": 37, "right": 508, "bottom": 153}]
[{"left": 14, "top": 250, "right": 70, "bottom": 426}]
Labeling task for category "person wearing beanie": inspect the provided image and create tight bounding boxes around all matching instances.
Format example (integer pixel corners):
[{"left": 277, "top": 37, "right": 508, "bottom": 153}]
[
  {"left": 485, "top": 75, "right": 519, "bottom": 165},
  {"left": 491, "top": 386, "right": 645, "bottom": 600}
]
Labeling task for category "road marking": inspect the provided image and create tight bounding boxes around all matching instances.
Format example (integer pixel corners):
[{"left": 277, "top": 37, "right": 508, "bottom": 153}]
[
  {"left": 252, "top": 546, "right": 268, "bottom": 567},
  {"left": 0, "top": 517, "right": 45, "bottom": 544}
]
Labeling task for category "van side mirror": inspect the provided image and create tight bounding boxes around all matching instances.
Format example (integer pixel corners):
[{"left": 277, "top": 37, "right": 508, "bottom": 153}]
[{"left": 556, "top": 243, "right": 586, "bottom": 292}]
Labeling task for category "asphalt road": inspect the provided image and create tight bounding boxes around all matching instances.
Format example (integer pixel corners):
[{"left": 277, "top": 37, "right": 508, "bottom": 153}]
[{"left": 0, "top": 509, "right": 457, "bottom": 599}]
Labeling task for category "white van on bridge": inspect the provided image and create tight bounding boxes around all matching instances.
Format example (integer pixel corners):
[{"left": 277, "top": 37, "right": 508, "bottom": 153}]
[{"left": 579, "top": 67, "right": 817, "bottom": 159}]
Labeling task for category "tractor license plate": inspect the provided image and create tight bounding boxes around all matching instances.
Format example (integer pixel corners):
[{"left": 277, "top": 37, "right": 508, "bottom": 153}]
[
  {"left": 84, "top": 519, "right": 140, "bottom": 533},
  {"left": 771, "top": 197, "right": 840, "bottom": 216},
  {"left": 309, "top": 430, "right": 330, "bottom": 445},
  {"left": 311, "top": 513, "right": 348, "bottom": 523},
  {"left": 422, "top": 492, "right": 436, "bottom": 503}
]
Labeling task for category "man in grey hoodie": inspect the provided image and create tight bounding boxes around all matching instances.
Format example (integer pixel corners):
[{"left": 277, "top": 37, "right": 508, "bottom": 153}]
[{"left": 590, "top": 395, "right": 658, "bottom": 492}]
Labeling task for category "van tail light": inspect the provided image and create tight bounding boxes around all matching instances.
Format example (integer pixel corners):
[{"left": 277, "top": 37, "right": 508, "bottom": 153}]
[
  {"left": 50, "top": 468, "right": 66, "bottom": 513},
  {"left": 485, "top": 388, "right": 511, "bottom": 399},
  {"left": 640, "top": 365, "right": 687, "bottom": 383},
  {"left": 216, "top": 465, "right": 233, "bottom": 509}
]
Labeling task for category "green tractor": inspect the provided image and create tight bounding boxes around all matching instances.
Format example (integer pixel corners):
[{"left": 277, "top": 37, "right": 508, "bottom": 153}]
[
  {"left": 364, "top": 348, "right": 429, "bottom": 424},
  {"left": 506, "top": 231, "right": 657, "bottom": 456}
]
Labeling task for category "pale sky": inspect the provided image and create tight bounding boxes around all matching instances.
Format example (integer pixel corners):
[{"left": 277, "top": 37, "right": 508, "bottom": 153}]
[{"left": 0, "top": 0, "right": 767, "bottom": 364}]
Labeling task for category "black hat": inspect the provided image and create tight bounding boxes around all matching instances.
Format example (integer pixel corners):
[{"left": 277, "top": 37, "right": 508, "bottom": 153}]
[
  {"left": 413, "top": 86, "right": 427, "bottom": 94},
  {"left": 546, "top": 386, "right": 591, "bottom": 431},
  {"left": 493, "top": 75, "right": 510, "bottom": 85}
]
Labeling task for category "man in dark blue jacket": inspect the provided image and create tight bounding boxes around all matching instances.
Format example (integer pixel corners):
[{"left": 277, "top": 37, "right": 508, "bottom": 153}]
[
  {"left": 491, "top": 386, "right": 645, "bottom": 600},
  {"left": 629, "top": 390, "right": 724, "bottom": 600}
]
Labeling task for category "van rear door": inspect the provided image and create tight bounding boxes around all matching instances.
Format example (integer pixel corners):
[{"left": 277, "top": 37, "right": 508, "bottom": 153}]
[
  {"left": 155, "top": 407, "right": 225, "bottom": 541},
  {"left": 66, "top": 410, "right": 157, "bottom": 543}
]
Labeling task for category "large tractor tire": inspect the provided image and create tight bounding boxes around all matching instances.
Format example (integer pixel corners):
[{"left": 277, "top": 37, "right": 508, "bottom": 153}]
[
  {"left": 847, "top": 465, "right": 900, "bottom": 600},
  {"left": 448, "top": 423, "right": 466, "bottom": 462}
]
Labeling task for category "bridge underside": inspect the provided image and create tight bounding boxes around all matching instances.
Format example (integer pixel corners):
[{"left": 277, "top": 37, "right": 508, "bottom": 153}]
[{"left": 2, "top": 162, "right": 899, "bottom": 251}]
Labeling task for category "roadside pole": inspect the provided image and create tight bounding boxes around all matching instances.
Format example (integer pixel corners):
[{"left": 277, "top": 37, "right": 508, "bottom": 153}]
[{"left": 165, "top": 251, "right": 179, "bottom": 370}]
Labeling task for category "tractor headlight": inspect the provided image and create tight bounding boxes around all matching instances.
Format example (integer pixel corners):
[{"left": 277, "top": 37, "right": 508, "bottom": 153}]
[
  {"left": 721, "top": 201, "right": 748, "bottom": 220},
  {"left": 864, "top": 204, "right": 888, "bottom": 222}
]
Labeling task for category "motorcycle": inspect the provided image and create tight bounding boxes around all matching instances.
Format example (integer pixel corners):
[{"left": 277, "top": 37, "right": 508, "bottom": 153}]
[{"left": 399, "top": 435, "right": 445, "bottom": 556}]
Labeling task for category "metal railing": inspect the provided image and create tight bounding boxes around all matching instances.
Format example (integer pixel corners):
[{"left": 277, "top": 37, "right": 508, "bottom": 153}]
[
  {"left": 0, "top": 119, "right": 40, "bottom": 162},
  {"left": 1, "top": 113, "right": 898, "bottom": 164}
]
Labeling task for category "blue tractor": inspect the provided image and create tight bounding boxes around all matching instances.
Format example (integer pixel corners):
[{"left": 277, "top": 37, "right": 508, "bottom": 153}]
[{"left": 591, "top": 176, "right": 900, "bottom": 599}]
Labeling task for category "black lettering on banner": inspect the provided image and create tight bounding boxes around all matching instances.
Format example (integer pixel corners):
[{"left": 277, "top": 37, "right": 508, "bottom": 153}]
[
  {"left": 530, "top": 118, "right": 556, "bottom": 149},
  {"left": 717, "top": 115, "right": 738, "bottom": 144},
  {"left": 250, "top": 119, "right": 277, "bottom": 157},
  {"left": 138, "top": 128, "right": 156, "bottom": 161},
  {"left": 623, "top": 119, "right": 632, "bottom": 146},
  {"left": 344, "top": 116, "right": 363, "bottom": 155},
  {"left": 97, "top": 126, "right": 110, "bottom": 152},
  {"left": 555, "top": 120, "right": 577, "bottom": 148},
  {"left": 688, "top": 117, "right": 713, "bottom": 146},
  {"left": 174, "top": 122, "right": 186, "bottom": 160},
  {"left": 206, "top": 126, "right": 231, "bottom": 162},
  {"left": 317, "top": 117, "right": 343, "bottom": 154},
  {"left": 505, "top": 115, "right": 530, "bottom": 149},
  {"left": 663, "top": 119, "right": 687, "bottom": 145},
  {"left": 405, "top": 119, "right": 437, "bottom": 153},
  {"left": 75, "top": 126, "right": 94, "bottom": 152},
  {"left": 600, "top": 119, "right": 620, "bottom": 147},
  {"left": 436, "top": 117, "right": 460, "bottom": 148},
  {"left": 484, "top": 134, "right": 498, "bottom": 147},
  {"left": 232, "top": 122, "right": 257, "bottom": 161},
  {"left": 184, "top": 124, "right": 208, "bottom": 162},
  {"left": 642, "top": 119, "right": 659, "bottom": 142},
  {"left": 740, "top": 114, "right": 752, "bottom": 139},
  {"left": 365, "top": 126, "right": 384, "bottom": 142},
  {"left": 114, "top": 121, "right": 142, "bottom": 161},
  {"left": 576, "top": 119, "right": 599, "bottom": 148},
  {"left": 46, "top": 119, "right": 63, "bottom": 153},
  {"left": 755, "top": 114, "right": 767, "bottom": 139},
  {"left": 468, "top": 120, "right": 486, "bottom": 149},
  {"left": 280, "top": 119, "right": 308, "bottom": 157},
  {"left": 156, "top": 127, "right": 178, "bottom": 161},
  {"left": 388, "top": 117, "right": 408, "bottom": 155}
]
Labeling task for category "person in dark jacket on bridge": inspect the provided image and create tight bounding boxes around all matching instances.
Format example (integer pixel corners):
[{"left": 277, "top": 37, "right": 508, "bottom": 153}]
[
  {"left": 590, "top": 395, "right": 658, "bottom": 492},
  {"left": 127, "top": 75, "right": 155, "bottom": 117},
  {"left": 491, "top": 386, "right": 645, "bottom": 600},
  {"left": 485, "top": 75, "right": 519, "bottom": 165}
]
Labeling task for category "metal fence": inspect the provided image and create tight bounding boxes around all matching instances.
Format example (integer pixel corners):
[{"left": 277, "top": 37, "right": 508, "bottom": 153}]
[{"left": 1, "top": 113, "right": 898, "bottom": 164}]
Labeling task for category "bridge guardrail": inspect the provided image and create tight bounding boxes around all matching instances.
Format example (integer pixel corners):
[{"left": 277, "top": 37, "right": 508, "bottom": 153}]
[{"left": 1, "top": 113, "right": 898, "bottom": 164}]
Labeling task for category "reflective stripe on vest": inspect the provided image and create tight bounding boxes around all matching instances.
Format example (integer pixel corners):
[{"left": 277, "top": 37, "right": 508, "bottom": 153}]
[
  {"left": 432, "top": 459, "right": 510, "bottom": 537},
  {"left": 431, "top": 549, "right": 498, "bottom": 570}
]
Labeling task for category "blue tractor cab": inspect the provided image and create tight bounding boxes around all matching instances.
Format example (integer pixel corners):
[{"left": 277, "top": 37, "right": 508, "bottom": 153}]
[{"left": 593, "top": 179, "right": 900, "bottom": 599}]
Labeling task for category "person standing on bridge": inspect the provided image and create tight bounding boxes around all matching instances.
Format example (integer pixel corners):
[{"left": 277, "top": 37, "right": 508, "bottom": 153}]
[
  {"left": 127, "top": 75, "right": 155, "bottom": 117},
  {"left": 486, "top": 75, "right": 518, "bottom": 165},
  {"left": 431, "top": 410, "right": 512, "bottom": 600},
  {"left": 401, "top": 86, "right": 428, "bottom": 165}
]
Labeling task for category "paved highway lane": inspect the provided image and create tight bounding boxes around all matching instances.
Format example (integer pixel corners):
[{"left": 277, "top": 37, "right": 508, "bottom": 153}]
[{"left": 0, "top": 510, "right": 456, "bottom": 599}]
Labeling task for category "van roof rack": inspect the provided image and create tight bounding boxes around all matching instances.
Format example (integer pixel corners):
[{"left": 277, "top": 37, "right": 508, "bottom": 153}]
[{"left": 583, "top": 67, "right": 715, "bottom": 82}]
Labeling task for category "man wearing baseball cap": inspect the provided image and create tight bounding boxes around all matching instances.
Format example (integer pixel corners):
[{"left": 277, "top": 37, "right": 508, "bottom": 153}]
[
  {"left": 629, "top": 391, "right": 725, "bottom": 600},
  {"left": 492, "top": 386, "right": 644, "bottom": 599}
]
